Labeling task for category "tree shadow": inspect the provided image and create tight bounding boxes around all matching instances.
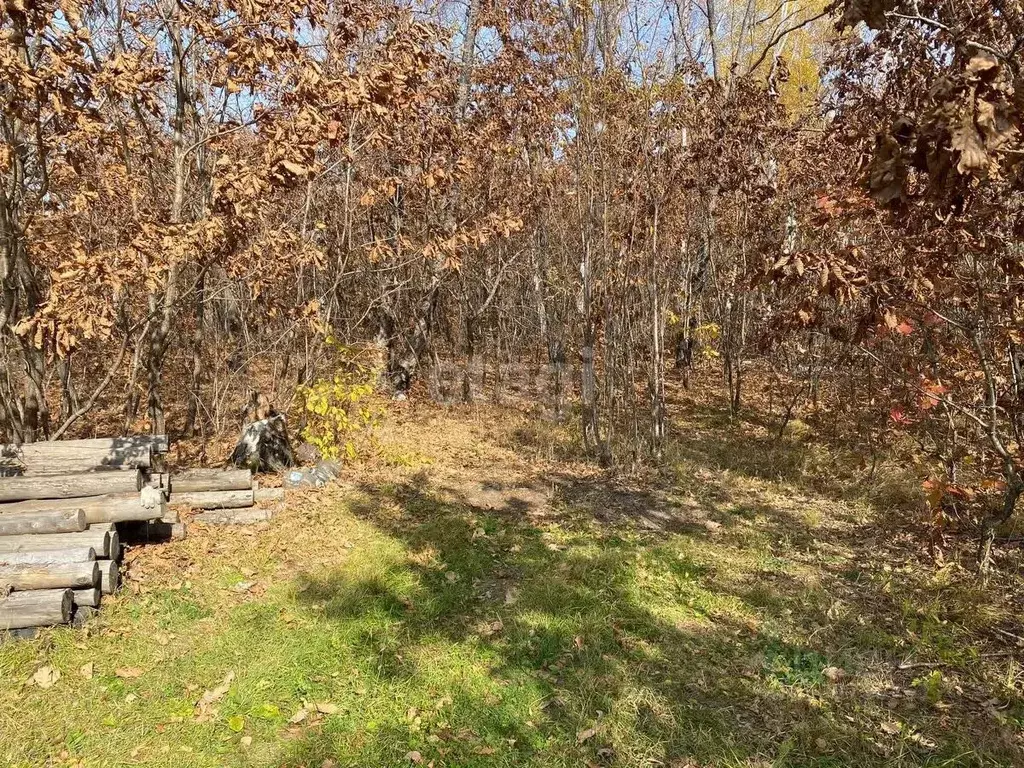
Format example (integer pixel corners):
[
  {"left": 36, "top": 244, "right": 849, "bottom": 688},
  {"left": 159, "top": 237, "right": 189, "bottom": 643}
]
[{"left": 275, "top": 471, "right": 1023, "bottom": 767}]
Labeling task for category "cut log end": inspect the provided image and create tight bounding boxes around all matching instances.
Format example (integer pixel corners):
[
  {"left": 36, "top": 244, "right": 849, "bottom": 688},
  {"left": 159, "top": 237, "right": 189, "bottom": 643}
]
[
  {"left": 73, "top": 587, "right": 102, "bottom": 608},
  {"left": 99, "top": 560, "right": 119, "bottom": 594}
]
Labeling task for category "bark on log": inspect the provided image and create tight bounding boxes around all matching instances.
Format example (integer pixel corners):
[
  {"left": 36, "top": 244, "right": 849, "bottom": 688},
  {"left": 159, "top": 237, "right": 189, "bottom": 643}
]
[
  {"left": 0, "top": 547, "right": 96, "bottom": 565},
  {"left": 0, "top": 493, "right": 166, "bottom": 524},
  {"left": 147, "top": 521, "right": 185, "bottom": 540},
  {"left": 253, "top": 487, "right": 285, "bottom": 502},
  {"left": 0, "top": 436, "right": 167, "bottom": 475},
  {"left": 0, "top": 527, "right": 117, "bottom": 559},
  {"left": 194, "top": 508, "right": 271, "bottom": 525},
  {"left": 0, "top": 626, "right": 39, "bottom": 641},
  {"left": 0, "top": 561, "right": 99, "bottom": 590},
  {"left": 98, "top": 559, "right": 119, "bottom": 594},
  {"left": 170, "top": 489, "right": 254, "bottom": 509},
  {"left": 0, "top": 508, "right": 87, "bottom": 536},
  {"left": 0, "top": 589, "right": 73, "bottom": 629},
  {"left": 73, "top": 587, "right": 101, "bottom": 608},
  {"left": 0, "top": 469, "right": 144, "bottom": 503},
  {"left": 170, "top": 468, "right": 252, "bottom": 493}
]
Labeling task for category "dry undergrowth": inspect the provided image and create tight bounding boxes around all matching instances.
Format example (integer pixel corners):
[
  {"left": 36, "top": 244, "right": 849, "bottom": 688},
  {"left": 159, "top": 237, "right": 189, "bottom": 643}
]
[{"left": 3, "top": 391, "right": 1024, "bottom": 767}]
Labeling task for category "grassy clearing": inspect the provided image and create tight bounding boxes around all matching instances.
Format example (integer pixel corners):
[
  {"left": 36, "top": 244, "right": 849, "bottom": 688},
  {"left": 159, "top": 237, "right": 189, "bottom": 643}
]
[{"left": 2, "top": 397, "right": 1024, "bottom": 767}]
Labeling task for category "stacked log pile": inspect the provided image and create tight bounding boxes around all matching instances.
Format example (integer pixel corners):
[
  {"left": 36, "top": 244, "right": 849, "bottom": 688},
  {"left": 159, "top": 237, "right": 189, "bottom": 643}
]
[
  {"left": 165, "top": 468, "right": 283, "bottom": 524},
  {"left": 0, "top": 436, "right": 286, "bottom": 635},
  {"left": 0, "top": 436, "right": 167, "bottom": 633}
]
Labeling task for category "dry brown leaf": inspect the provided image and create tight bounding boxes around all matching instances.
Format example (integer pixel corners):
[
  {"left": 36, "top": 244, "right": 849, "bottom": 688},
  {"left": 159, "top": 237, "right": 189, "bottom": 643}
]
[
  {"left": 79, "top": 662, "right": 94, "bottom": 680},
  {"left": 966, "top": 53, "right": 999, "bottom": 77},
  {"left": 195, "top": 671, "right": 235, "bottom": 719},
  {"left": 30, "top": 666, "right": 60, "bottom": 689},
  {"left": 115, "top": 667, "right": 143, "bottom": 679},
  {"left": 822, "top": 666, "right": 845, "bottom": 683},
  {"left": 952, "top": 116, "right": 988, "bottom": 174}
]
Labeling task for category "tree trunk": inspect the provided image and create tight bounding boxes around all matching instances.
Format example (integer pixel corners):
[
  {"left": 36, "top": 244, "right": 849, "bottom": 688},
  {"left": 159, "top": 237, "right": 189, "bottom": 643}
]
[
  {"left": 185, "top": 269, "right": 207, "bottom": 437},
  {"left": 979, "top": 480, "right": 1023, "bottom": 573}
]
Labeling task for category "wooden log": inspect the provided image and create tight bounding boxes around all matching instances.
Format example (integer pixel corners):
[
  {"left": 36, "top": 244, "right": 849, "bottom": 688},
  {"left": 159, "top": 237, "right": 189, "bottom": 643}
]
[
  {"left": 146, "top": 521, "right": 186, "bottom": 540},
  {"left": 0, "top": 527, "right": 117, "bottom": 559},
  {"left": 0, "top": 588, "right": 72, "bottom": 629},
  {"left": 72, "top": 605, "right": 99, "bottom": 626},
  {"left": 0, "top": 626, "right": 40, "bottom": 641},
  {"left": 0, "top": 561, "right": 98, "bottom": 590},
  {"left": 194, "top": 508, "right": 271, "bottom": 525},
  {"left": 0, "top": 493, "right": 166, "bottom": 524},
  {"left": 170, "top": 468, "right": 252, "bottom": 493},
  {"left": 98, "top": 559, "right": 119, "bottom": 594},
  {"left": 73, "top": 587, "right": 101, "bottom": 608},
  {"left": 0, "top": 547, "right": 96, "bottom": 565},
  {"left": 253, "top": 487, "right": 285, "bottom": 503},
  {"left": 0, "top": 508, "right": 87, "bottom": 536},
  {"left": 170, "top": 489, "right": 254, "bottom": 510},
  {"left": 0, "top": 469, "right": 143, "bottom": 503},
  {"left": 118, "top": 520, "right": 186, "bottom": 544},
  {"left": 160, "top": 509, "right": 181, "bottom": 524},
  {"left": 0, "top": 435, "right": 168, "bottom": 475}
]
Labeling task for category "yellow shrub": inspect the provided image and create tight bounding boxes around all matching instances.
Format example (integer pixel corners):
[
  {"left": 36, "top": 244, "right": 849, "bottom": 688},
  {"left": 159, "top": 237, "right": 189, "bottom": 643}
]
[{"left": 297, "top": 348, "right": 382, "bottom": 460}]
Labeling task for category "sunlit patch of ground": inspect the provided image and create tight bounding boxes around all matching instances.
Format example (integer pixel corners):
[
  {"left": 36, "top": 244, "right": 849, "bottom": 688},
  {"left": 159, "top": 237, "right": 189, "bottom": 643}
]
[{"left": 2, "top": 393, "right": 1023, "bottom": 767}]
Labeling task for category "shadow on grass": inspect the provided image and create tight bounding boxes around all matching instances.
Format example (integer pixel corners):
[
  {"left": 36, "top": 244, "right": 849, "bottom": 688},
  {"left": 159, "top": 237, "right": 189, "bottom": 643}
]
[{"left": 275, "top": 469, "right": 1024, "bottom": 768}]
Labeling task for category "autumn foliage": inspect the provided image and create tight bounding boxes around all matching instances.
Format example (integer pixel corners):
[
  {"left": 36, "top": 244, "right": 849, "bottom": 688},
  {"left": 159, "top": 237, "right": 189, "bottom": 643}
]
[{"left": 1, "top": 0, "right": 1021, "bottom": 565}]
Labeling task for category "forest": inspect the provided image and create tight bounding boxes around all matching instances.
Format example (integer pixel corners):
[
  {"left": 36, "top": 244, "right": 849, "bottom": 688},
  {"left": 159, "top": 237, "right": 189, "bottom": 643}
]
[{"left": 2, "top": 0, "right": 1024, "bottom": 765}]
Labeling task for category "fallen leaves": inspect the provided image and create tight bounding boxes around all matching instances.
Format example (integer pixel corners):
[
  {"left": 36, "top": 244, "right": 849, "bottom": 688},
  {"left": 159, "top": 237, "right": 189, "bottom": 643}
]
[
  {"left": 478, "top": 618, "right": 504, "bottom": 638},
  {"left": 822, "top": 666, "right": 845, "bottom": 683},
  {"left": 79, "top": 662, "right": 94, "bottom": 680},
  {"left": 195, "top": 671, "right": 235, "bottom": 721},
  {"left": 314, "top": 701, "right": 339, "bottom": 715},
  {"left": 30, "top": 666, "right": 60, "bottom": 689},
  {"left": 880, "top": 720, "right": 901, "bottom": 736},
  {"left": 115, "top": 667, "right": 144, "bottom": 679}
]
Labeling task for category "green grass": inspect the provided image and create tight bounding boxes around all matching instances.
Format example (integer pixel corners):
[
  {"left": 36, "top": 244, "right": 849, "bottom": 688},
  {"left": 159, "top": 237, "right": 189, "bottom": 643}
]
[{"left": 1, "top": 404, "right": 1023, "bottom": 767}]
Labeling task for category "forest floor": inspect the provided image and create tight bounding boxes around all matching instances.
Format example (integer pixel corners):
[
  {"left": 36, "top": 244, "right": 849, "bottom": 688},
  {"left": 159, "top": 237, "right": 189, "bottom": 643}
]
[{"left": 3, "top": 383, "right": 1024, "bottom": 767}]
